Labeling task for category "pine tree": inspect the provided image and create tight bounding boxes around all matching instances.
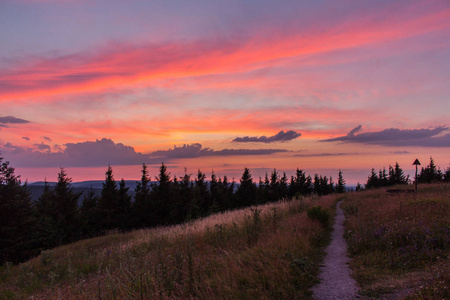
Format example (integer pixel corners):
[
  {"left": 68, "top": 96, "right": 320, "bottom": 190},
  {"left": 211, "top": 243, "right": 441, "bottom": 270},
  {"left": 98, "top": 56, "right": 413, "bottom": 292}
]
[
  {"left": 151, "top": 163, "right": 172, "bottom": 225},
  {"left": 98, "top": 166, "right": 120, "bottom": 230},
  {"left": 236, "top": 168, "right": 257, "bottom": 207},
  {"left": 268, "top": 169, "right": 280, "bottom": 202},
  {"left": 52, "top": 168, "right": 81, "bottom": 243},
  {"left": 35, "top": 180, "right": 62, "bottom": 249},
  {"left": 365, "top": 169, "right": 379, "bottom": 189},
  {"left": 133, "top": 163, "right": 152, "bottom": 228},
  {"left": 179, "top": 170, "right": 194, "bottom": 221},
  {"left": 80, "top": 189, "right": 100, "bottom": 237},
  {"left": 209, "top": 171, "right": 221, "bottom": 213},
  {"left": 418, "top": 157, "right": 443, "bottom": 183},
  {"left": 389, "top": 162, "right": 409, "bottom": 185},
  {"left": 288, "top": 169, "right": 312, "bottom": 197},
  {"left": 444, "top": 167, "right": 450, "bottom": 182},
  {"left": 355, "top": 182, "right": 363, "bottom": 191},
  {"left": 117, "top": 179, "right": 132, "bottom": 229},
  {"left": 336, "top": 170, "right": 346, "bottom": 193},
  {"left": 193, "top": 169, "right": 210, "bottom": 217},
  {"left": 0, "top": 156, "right": 36, "bottom": 264}
]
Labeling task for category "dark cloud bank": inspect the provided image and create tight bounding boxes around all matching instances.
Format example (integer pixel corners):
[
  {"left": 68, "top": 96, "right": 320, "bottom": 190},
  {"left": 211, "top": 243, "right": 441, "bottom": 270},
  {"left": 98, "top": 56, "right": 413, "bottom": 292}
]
[
  {"left": 0, "top": 116, "right": 29, "bottom": 128},
  {"left": 1, "top": 138, "right": 288, "bottom": 168},
  {"left": 233, "top": 130, "right": 301, "bottom": 143},
  {"left": 321, "top": 125, "right": 450, "bottom": 147}
]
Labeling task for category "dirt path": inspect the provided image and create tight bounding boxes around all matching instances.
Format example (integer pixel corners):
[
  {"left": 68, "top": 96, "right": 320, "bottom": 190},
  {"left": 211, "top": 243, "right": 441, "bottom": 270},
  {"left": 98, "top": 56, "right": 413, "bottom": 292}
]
[{"left": 312, "top": 201, "right": 359, "bottom": 299}]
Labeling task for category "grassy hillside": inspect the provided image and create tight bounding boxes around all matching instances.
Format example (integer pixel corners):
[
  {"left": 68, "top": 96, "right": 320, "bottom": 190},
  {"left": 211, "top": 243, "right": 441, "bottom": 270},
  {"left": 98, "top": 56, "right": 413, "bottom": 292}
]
[
  {"left": 0, "top": 195, "right": 336, "bottom": 299},
  {"left": 342, "top": 183, "right": 450, "bottom": 299}
]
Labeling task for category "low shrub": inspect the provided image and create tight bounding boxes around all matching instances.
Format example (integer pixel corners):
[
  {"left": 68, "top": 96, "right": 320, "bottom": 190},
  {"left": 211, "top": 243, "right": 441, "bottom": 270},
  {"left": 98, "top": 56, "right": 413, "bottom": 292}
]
[{"left": 307, "top": 206, "right": 330, "bottom": 228}]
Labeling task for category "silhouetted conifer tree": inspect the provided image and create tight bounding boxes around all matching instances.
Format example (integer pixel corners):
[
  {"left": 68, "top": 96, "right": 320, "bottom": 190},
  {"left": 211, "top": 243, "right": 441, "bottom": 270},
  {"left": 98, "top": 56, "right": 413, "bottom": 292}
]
[
  {"left": 257, "top": 174, "right": 269, "bottom": 204},
  {"left": 209, "top": 171, "right": 221, "bottom": 213},
  {"left": 80, "top": 189, "right": 100, "bottom": 237},
  {"left": 194, "top": 170, "right": 210, "bottom": 217},
  {"left": 133, "top": 163, "right": 152, "bottom": 228},
  {"left": 355, "top": 182, "right": 363, "bottom": 191},
  {"left": 179, "top": 170, "right": 194, "bottom": 221},
  {"left": 236, "top": 168, "right": 257, "bottom": 207},
  {"left": 268, "top": 169, "right": 280, "bottom": 202},
  {"left": 51, "top": 168, "right": 81, "bottom": 244},
  {"left": 0, "top": 156, "right": 36, "bottom": 264},
  {"left": 388, "top": 162, "right": 409, "bottom": 185},
  {"left": 365, "top": 169, "right": 379, "bottom": 189},
  {"left": 444, "top": 167, "right": 450, "bottom": 182},
  {"left": 219, "top": 175, "right": 236, "bottom": 210},
  {"left": 418, "top": 157, "right": 443, "bottom": 183},
  {"left": 151, "top": 163, "right": 172, "bottom": 225},
  {"left": 279, "top": 172, "right": 288, "bottom": 199},
  {"left": 288, "top": 169, "right": 312, "bottom": 197},
  {"left": 336, "top": 170, "right": 346, "bottom": 193},
  {"left": 117, "top": 179, "right": 132, "bottom": 229},
  {"left": 98, "top": 166, "right": 120, "bottom": 230},
  {"left": 35, "top": 180, "right": 62, "bottom": 249}
]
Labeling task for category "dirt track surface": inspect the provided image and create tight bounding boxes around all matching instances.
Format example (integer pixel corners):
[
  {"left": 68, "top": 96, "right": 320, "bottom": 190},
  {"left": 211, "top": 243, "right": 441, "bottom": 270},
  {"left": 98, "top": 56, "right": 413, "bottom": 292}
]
[{"left": 312, "top": 201, "right": 359, "bottom": 299}]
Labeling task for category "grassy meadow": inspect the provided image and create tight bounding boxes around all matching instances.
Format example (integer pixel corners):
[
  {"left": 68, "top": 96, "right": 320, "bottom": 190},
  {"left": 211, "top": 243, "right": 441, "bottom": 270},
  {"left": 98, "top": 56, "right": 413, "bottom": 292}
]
[
  {"left": 342, "top": 183, "right": 450, "bottom": 299},
  {"left": 0, "top": 195, "right": 336, "bottom": 299}
]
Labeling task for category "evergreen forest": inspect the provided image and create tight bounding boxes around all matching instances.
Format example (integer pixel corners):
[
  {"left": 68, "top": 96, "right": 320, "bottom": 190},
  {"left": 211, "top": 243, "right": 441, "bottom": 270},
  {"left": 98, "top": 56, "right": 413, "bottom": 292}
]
[{"left": 1, "top": 154, "right": 449, "bottom": 265}]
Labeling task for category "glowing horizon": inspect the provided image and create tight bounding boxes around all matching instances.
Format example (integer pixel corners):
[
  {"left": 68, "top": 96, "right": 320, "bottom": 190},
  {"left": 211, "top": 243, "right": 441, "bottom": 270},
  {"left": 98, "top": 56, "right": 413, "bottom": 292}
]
[{"left": 1, "top": 0, "right": 449, "bottom": 184}]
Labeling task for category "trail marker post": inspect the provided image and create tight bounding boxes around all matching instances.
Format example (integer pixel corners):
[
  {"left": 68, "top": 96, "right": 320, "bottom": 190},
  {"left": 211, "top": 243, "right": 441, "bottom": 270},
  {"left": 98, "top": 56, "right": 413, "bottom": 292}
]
[{"left": 413, "top": 159, "right": 421, "bottom": 194}]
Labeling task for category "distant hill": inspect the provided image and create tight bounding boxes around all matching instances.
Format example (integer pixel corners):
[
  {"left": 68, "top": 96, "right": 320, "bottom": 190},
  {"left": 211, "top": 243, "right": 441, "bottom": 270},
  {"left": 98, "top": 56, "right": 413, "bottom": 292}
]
[{"left": 27, "top": 180, "right": 143, "bottom": 203}]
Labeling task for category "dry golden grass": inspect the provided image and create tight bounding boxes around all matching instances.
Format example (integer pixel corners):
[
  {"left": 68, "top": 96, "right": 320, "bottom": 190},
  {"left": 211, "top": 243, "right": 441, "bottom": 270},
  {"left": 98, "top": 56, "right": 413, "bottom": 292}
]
[
  {"left": 342, "top": 183, "right": 450, "bottom": 299},
  {"left": 0, "top": 194, "right": 337, "bottom": 299}
]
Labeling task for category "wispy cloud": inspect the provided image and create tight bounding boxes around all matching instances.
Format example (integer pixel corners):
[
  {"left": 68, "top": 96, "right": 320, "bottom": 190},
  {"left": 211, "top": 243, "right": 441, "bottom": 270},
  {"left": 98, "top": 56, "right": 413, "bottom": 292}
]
[
  {"left": 391, "top": 151, "right": 411, "bottom": 154},
  {"left": 321, "top": 126, "right": 450, "bottom": 147},
  {"left": 233, "top": 130, "right": 301, "bottom": 143},
  {"left": 294, "top": 152, "right": 360, "bottom": 157}
]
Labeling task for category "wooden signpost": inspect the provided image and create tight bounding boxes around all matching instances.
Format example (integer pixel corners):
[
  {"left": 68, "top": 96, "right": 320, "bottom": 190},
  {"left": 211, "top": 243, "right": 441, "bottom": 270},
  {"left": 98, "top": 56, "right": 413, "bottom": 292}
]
[{"left": 413, "top": 159, "right": 421, "bottom": 194}]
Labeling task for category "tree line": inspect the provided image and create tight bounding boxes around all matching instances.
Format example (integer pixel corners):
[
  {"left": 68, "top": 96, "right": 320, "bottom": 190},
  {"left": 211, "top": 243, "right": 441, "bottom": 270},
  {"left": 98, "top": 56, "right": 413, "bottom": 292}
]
[
  {"left": 362, "top": 157, "right": 450, "bottom": 190},
  {"left": 2, "top": 154, "right": 449, "bottom": 265},
  {"left": 1, "top": 156, "right": 347, "bottom": 265}
]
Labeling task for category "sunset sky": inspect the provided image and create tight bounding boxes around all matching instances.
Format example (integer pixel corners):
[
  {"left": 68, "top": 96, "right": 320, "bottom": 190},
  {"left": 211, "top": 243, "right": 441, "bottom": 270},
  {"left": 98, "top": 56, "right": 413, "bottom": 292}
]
[{"left": 1, "top": 0, "right": 449, "bottom": 185}]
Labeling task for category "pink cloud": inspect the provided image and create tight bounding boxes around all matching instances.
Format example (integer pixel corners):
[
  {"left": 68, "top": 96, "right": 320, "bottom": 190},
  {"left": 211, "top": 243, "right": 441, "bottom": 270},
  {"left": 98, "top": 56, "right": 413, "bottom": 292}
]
[{"left": 1, "top": 4, "right": 448, "bottom": 104}]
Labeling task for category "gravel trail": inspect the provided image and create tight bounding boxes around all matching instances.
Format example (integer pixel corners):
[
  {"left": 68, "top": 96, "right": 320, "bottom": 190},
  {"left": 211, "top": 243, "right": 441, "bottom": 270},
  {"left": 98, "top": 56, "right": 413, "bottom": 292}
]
[{"left": 312, "top": 201, "right": 359, "bottom": 299}]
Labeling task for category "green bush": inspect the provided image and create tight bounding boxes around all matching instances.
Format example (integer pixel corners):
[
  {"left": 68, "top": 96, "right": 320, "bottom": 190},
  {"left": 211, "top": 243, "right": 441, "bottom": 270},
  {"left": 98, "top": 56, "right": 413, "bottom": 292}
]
[{"left": 307, "top": 206, "right": 330, "bottom": 228}]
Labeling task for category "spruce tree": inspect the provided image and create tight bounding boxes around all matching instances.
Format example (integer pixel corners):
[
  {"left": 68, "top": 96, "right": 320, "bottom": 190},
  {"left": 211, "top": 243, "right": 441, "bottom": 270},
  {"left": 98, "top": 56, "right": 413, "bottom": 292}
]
[
  {"left": 0, "top": 156, "right": 36, "bottom": 264},
  {"left": 236, "top": 168, "right": 257, "bottom": 207},
  {"left": 80, "top": 189, "right": 100, "bottom": 237},
  {"left": 418, "top": 157, "right": 443, "bottom": 183},
  {"left": 288, "top": 169, "right": 312, "bottom": 197},
  {"left": 336, "top": 170, "right": 346, "bottom": 193},
  {"left": 133, "top": 163, "right": 152, "bottom": 228},
  {"left": 365, "top": 169, "right": 379, "bottom": 189},
  {"left": 193, "top": 169, "right": 210, "bottom": 217},
  {"left": 179, "top": 170, "right": 194, "bottom": 221},
  {"left": 117, "top": 179, "right": 132, "bottom": 229},
  {"left": 444, "top": 167, "right": 450, "bottom": 182},
  {"left": 98, "top": 166, "right": 120, "bottom": 230},
  {"left": 52, "top": 168, "right": 81, "bottom": 243},
  {"left": 151, "top": 163, "right": 172, "bottom": 225},
  {"left": 35, "top": 179, "right": 62, "bottom": 249}
]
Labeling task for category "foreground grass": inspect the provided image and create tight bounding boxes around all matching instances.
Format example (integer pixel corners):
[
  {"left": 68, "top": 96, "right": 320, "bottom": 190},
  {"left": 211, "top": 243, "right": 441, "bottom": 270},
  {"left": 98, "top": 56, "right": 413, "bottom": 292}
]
[
  {"left": 0, "top": 195, "right": 336, "bottom": 299},
  {"left": 342, "top": 183, "right": 450, "bottom": 299}
]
